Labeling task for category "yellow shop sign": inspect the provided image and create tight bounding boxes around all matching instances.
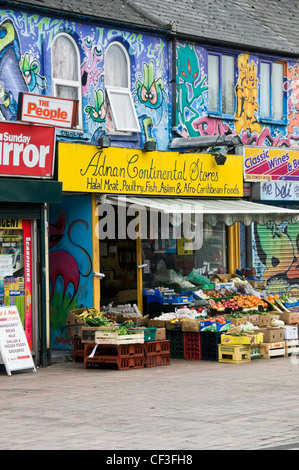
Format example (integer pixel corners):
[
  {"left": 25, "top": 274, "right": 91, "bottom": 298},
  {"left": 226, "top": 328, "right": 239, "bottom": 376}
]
[{"left": 58, "top": 143, "right": 243, "bottom": 197}]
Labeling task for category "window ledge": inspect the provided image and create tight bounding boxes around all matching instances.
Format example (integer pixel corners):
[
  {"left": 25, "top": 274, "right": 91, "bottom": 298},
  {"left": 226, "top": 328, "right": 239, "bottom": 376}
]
[{"left": 259, "top": 118, "right": 288, "bottom": 126}]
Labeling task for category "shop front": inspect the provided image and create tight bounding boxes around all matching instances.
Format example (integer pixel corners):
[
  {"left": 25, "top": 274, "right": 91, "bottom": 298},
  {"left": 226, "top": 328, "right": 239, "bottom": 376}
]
[
  {"left": 245, "top": 146, "right": 299, "bottom": 298},
  {"left": 0, "top": 122, "right": 62, "bottom": 367},
  {"left": 56, "top": 142, "right": 299, "bottom": 325}
]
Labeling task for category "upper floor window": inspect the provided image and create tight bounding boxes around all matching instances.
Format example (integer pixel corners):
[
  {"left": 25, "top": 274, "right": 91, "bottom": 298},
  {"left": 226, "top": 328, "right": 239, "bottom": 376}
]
[
  {"left": 52, "top": 33, "right": 82, "bottom": 128},
  {"left": 260, "top": 60, "right": 285, "bottom": 122},
  {"left": 105, "top": 42, "right": 140, "bottom": 133},
  {"left": 208, "top": 52, "right": 235, "bottom": 116}
]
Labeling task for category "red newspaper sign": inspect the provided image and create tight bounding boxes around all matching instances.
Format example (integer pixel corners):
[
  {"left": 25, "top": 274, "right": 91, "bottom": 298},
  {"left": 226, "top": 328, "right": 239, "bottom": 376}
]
[{"left": 0, "top": 121, "right": 55, "bottom": 178}]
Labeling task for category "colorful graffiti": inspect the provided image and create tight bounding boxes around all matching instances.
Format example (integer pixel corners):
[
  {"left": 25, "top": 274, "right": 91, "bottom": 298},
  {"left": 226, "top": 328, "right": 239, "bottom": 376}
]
[
  {"left": 253, "top": 221, "right": 299, "bottom": 296},
  {"left": 176, "top": 43, "right": 208, "bottom": 136},
  {"left": 49, "top": 196, "right": 93, "bottom": 350},
  {"left": 175, "top": 42, "right": 299, "bottom": 148},
  {"left": 133, "top": 59, "right": 168, "bottom": 143},
  {"left": 235, "top": 53, "right": 261, "bottom": 135},
  {"left": 0, "top": 11, "right": 170, "bottom": 148}
]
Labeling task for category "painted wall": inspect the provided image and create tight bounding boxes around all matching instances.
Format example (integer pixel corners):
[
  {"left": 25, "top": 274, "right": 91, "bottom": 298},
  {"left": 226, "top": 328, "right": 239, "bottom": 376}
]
[
  {"left": 0, "top": 11, "right": 171, "bottom": 150},
  {"left": 252, "top": 219, "right": 299, "bottom": 297},
  {"left": 175, "top": 43, "right": 299, "bottom": 147},
  {"left": 49, "top": 195, "right": 93, "bottom": 349}
]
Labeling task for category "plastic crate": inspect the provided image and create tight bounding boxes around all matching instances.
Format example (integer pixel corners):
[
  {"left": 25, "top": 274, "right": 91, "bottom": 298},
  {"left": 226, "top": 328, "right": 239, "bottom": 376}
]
[
  {"left": 91, "top": 343, "right": 145, "bottom": 357},
  {"left": 144, "top": 340, "right": 170, "bottom": 355},
  {"left": 166, "top": 329, "right": 185, "bottom": 358},
  {"left": 145, "top": 353, "right": 170, "bottom": 367},
  {"left": 84, "top": 354, "right": 145, "bottom": 370},
  {"left": 218, "top": 344, "right": 251, "bottom": 363},
  {"left": 200, "top": 331, "right": 223, "bottom": 361},
  {"left": 184, "top": 332, "right": 201, "bottom": 360}
]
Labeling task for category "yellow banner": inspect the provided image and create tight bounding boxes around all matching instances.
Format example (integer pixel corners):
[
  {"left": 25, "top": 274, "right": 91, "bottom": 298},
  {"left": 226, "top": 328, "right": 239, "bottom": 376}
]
[{"left": 58, "top": 143, "right": 243, "bottom": 197}]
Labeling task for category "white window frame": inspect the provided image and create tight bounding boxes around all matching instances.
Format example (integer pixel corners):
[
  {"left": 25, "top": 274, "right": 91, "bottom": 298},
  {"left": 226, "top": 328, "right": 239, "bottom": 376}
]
[
  {"left": 51, "top": 32, "right": 82, "bottom": 129},
  {"left": 105, "top": 42, "right": 140, "bottom": 134},
  {"left": 259, "top": 59, "right": 285, "bottom": 123}
]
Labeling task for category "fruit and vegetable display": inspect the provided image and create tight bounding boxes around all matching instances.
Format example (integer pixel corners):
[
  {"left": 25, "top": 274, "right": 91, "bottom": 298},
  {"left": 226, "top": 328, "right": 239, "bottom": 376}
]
[{"left": 209, "top": 295, "right": 268, "bottom": 312}]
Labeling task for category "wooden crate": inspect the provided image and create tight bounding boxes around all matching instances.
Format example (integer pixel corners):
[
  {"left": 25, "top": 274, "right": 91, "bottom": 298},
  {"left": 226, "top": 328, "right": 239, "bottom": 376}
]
[
  {"left": 285, "top": 339, "right": 299, "bottom": 357},
  {"left": 218, "top": 344, "right": 251, "bottom": 363},
  {"left": 259, "top": 341, "right": 285, "bottom": 359}
]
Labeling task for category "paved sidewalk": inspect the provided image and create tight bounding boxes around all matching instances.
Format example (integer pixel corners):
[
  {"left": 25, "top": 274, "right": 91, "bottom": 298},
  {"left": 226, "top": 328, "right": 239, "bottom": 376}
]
[{"left": 1, "top": 354, "right": 299, "bottom": 451}]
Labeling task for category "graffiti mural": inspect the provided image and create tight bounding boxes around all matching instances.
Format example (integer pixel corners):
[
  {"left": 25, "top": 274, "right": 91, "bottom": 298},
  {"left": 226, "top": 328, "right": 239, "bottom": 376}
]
[
  {"left": 0, "top": 10, "right": 170, "bottom": 149},
  {"left": 175, "top": 41, "right": 299, "bottom": 148},
  {"left": 133, "top": 59, "right": 168, "bottom": 144},
  {"left": 253, "top": 221, "right": 299, "bottom": 297},
  {"left": 176, "top": 43, "right": 208, "bottom": 136},
  {"left": 235, "top": 53, "right": 261, "bottom": 135},
  {"left": 49, "top": 196, "right": 93, "bottom": 350}
]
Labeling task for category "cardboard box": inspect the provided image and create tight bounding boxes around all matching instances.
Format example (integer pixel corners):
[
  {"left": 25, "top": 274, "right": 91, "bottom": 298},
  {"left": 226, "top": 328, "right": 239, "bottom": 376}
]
[
  {"left": 283, "top": 325, "right": 298, "bottom": 340},
  {"left": 118, "top": 289, "right": 137, "bottom": 303},
  {"left": 247, "top": 313, "right": 260, "bottom": 326},
  {"left": 279, "top": 311, "right": 299, "bottom": 324},
  {"left": 247, "top": 280, "right": 267, "bottom": 289},
  {"left": 224, "top": 316, "right": 248, "bottom": 327},
  {"left": 65, "top": 308, "right": 88, "bottom": 327},
  {"left": 256, "top": 327, "right": 284, "bottom": 343},
  {"left": 221, "top": 334, "right": 251, "bottom": 345},
  {"left": 182, "top": 319, "right": 200, "bottom": 332},
  {"left": 258, "top": 314, "right": 272, "bottom": 327},
  {"left": 155, "top": 328, "right": 166, "bottom": 340},
  {"left": 148, "top": 319, "right": 168, "bottom": 328},
  {"left": 245, "top": 332, "right": 264, "bottom": 345},
  {"left": 212, "top": 274, "right": 235, "bottom": 290},
  {"left": 66, "top": 325, "right": 84, "bottom": 340},
  {"left": 200, "top": 319, "right": 231, "bottom": 332}
]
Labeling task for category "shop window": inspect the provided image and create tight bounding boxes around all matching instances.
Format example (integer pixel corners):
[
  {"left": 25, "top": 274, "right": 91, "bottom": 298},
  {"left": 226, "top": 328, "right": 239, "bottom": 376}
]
[
  {"left": 105, "top": 42, "right": 141, "bottom": 133},
  {"left": 142, "top": 220, "right": 227, "bottom": 290},
  {"left": 51, "top": 33, "right": 82, "bottom": 128},
  {"left": 260, "top": 60, "right": 285, "bottom": 122},
  {"left": 208, "top": 52, "right": 235, "bottom": 116}
]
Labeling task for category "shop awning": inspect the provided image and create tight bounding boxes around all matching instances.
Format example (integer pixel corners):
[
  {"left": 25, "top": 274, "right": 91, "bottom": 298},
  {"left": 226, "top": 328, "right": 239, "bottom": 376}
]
[{"left": 103, "top": 196, "right": 299, "bottom": 226}]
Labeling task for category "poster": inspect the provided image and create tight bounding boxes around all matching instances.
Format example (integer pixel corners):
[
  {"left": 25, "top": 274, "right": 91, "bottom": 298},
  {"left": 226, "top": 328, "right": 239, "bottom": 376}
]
[{"left": 0, "top": 306, "right": 35, "bottom": 375}]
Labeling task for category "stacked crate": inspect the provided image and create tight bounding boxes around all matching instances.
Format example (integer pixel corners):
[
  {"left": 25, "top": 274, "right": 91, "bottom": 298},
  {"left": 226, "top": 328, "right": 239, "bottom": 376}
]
[
  {"left": 83, "top": 342, "right": 146, "bottom": 370},
  {"left": 166, "top": 329, "right": 185, "bottom": 359},
  {"left": 200, "top": 331, "right": 223, "bottom": 361},
  {"left": 184, "top": 332, "right": 201, "bottom": 360},
  {"left": 144, "top": 340, "right": 170, "bottom": 367},
  {"left": 258, "top": 327, "right": 285, "bottom": 359}
]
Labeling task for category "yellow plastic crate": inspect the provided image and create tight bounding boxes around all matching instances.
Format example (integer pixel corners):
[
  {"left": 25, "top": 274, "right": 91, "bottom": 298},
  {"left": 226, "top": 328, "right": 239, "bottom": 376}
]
[{"left": 218, "top": 344, "right": 251, "bottom": 363}]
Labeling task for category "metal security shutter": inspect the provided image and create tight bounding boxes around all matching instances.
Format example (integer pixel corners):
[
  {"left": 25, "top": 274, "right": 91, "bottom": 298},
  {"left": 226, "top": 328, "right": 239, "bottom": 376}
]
[
  {"left": 252, "top": 220, "right": 299, "bottom": 295},
  {"left": 0, "top": 203, "right": 41, "bottom": 219}
]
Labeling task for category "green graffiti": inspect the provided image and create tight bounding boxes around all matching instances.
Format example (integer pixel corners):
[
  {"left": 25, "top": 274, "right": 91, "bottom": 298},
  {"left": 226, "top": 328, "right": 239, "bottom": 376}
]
[{"left": 176, "top": 44, "right": 208, "bottom": 136}]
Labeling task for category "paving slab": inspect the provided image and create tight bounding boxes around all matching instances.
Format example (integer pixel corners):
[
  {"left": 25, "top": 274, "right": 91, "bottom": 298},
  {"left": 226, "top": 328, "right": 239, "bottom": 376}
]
[{"left": 1, "top": 356, "right": 299, "bottom": 451}]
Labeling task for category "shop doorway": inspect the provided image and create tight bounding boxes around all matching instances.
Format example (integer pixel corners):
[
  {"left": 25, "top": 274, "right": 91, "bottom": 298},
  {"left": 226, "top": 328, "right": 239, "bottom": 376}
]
[{"left": 99, "top": 206, "right": 138, "bottom": 306}]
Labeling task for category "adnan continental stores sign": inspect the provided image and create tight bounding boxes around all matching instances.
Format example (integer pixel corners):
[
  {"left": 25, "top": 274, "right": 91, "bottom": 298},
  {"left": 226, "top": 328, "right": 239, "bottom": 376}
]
[
  {"left": 58, "top": 142, "right": 243, "bottom": 196},
  {"left": 0, "top": 121, "right": 55, "bottom": 178}
]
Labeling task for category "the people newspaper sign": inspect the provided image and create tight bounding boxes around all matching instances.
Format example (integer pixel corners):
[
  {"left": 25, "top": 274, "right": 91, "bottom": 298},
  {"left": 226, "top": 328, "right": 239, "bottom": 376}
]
[{"left": 0, "top": 306, "right": 36, "bottom": 375}]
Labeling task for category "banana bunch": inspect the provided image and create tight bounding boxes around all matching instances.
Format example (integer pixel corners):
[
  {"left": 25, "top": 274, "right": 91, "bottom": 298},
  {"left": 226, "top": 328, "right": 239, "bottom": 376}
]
[{"left": 77, "top": 308, "right": 103, "bottom": 320}]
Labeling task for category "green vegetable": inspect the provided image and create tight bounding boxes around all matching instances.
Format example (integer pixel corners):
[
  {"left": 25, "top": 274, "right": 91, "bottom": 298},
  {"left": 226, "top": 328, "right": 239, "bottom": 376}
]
[
  {"left": 280, "top": 293, "right": 289, "bottom": 303},
  {"left": 274, "top": 298, "right": 290, "bottom": 312},
  {"left": 265, "top": 300, "right": 282, "bottom": 313},
  {"left": 85, "top": 316, "right": 111, "bottom": 327}
]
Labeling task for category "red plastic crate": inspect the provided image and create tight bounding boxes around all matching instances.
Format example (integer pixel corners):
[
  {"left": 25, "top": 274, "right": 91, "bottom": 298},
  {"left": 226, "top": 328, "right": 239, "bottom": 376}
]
[
  {"left": 145, "top": 353, "right": 170, "bottom": 367},
  {"left": 84, "top": 353, "right": 145, "bottom": 370},
  {"left": 184, "top": 332, "right": 201, "bottom": 360},
  {"left": 144, "top": 340, "right": 170, "bottom": 355}
]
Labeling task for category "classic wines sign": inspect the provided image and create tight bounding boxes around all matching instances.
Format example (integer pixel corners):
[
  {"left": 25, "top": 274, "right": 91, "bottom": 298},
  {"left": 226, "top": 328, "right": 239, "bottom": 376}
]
[{"left": 58, "top": 143, "right": 243, "bottom": 197}]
